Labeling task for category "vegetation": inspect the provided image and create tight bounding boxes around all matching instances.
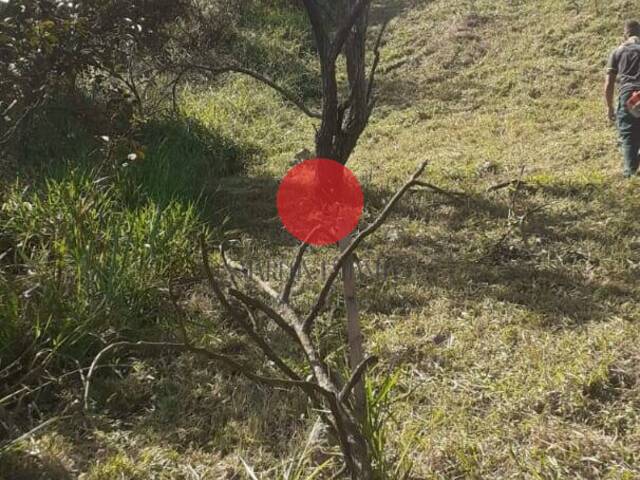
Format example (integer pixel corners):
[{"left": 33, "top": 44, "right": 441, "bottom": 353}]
[{"left": 2, "top": 0, "right": 640, "bottom": 478}]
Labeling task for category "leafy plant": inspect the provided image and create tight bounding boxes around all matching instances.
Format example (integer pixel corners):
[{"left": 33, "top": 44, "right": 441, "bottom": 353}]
[
  {"left": 364, "top": 371, "right": 414, "bottom": 480},
  {"left": 239, "top": 435, "right": 333, "bottom": 480}
]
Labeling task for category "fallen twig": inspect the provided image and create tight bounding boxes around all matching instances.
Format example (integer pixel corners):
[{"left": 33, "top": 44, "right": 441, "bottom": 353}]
[
  {"left": 412, "top": 180, "right": 466, "bottom": 198},
  {"left": 486, "top": 179, "right": 535, "bottom": 193}
]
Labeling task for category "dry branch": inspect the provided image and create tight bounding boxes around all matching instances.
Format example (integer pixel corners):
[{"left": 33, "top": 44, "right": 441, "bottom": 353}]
[
  {"left": 228, "top": 288, "right": 299, "bottom": 343},
  {"left": 82, "top": 158, "right": 454, "bottom": 479},
  {"left": 280, "top": 241, "right": 311, "bottom": 304},
  {"left": 330, "top": 0, "right": 374, "bottom": 60},
  {"left": 412, "top": 180, "right": 466, "bottom": 198},
  {"left": 367, "top": 20, "right": 390, "bottom": 105},
  {"left": 199, "top": 238, "right": 302, "bottom": 383},
  {"left": 339, "top": 355, "right": 378, "bottom": 402},
  {"left": 178, "top": 63, "right": 322, "bottom": 119},
  {"left": 304, "top": 160, "right": 429, "bottom": 333},
  {"left": 486, "top": 179, "right": 533, "bottom": 192},
  {"left": 0, "top": 415, "right": 68, "bottom": 454},
  {"left": 83, "top": 341, "right": 332, "bottom": 413}
]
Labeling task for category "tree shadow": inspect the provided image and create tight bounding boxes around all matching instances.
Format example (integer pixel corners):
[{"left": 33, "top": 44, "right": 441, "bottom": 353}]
[
  {"left": 210, "top": 174, "right": 293, "bottom": 246},
  {"left": 341, "top": 180, "right": 639, "bottom": 328},
  {"left": 369, "top": 0, "right": 425, "bottom": 25},
  {"left": 47, "top": 354, "right": 309, "bottom": 462},
  {"left": 370, "top": 2, "right": 491, "bottom": 110},
  {"left": 8, "top": 96, "right": 257, "bottom": 217},
  {"left": 179, "top": 164, "right": 640, "bottom": 330},
  {"left": 126, "top": 116, "right": 257, "bottom": 211},
  {"left": 0, "top": 449, "right": 72, "bottom": 480}
]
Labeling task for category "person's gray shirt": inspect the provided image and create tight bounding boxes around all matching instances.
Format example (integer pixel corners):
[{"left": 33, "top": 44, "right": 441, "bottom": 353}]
[{"left": 608, "top": 37, "right": 640, "bottom": 95}]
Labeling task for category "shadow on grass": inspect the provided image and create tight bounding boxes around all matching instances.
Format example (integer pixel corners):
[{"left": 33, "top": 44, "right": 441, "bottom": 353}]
[
  {"left": 209, "top": 175, "right": 291, "bottom": 246},
  {"left": 43, "top": 353, "right": 308, "bottom": 462},
  {"left": 370, "top": 0, "right": 433, "bottom": 25},
  {"left": 320, "top": 179, "right": 637, "bottom": 328},
  {"left": 0, "top": 449, "right": 72, "bottom": 480},
  {"left": 7, "top": 96, "right": 259, "bottom": 218},
  {"left": 205, "top": 171, "right": 631, "bottom": 327},
  {"left": 127, "top": 117, "right": 257, "bottom": 211}
]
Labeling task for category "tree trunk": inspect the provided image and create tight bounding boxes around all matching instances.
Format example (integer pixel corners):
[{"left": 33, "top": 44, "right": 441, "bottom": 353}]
[
  {"left": 335, "top": 403, "right": 373, "bottom": 480},
  {"left": 346, "top": 430, "right": 374, "bottom": 480},
  {"left": 339, "top": 235, "right": 366, "bottom": 421}
]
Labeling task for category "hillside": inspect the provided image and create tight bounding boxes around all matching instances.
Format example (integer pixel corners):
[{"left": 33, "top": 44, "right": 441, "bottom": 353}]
[{"left": 3, "top": 0, "right": 640, "bottom": 478}]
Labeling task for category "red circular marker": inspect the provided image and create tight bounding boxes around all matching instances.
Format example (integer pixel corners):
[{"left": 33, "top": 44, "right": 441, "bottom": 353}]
[{"left": 277, "top": 158, "right": 364, "bottom": 246}]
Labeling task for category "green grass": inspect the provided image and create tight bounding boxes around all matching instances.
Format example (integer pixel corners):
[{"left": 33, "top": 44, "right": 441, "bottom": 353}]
[
  {"left": 0, "top": 167, "right": 207, "bottom": 363},
  {"left": 4, "top": 0, "right": 640, "bottom": 478}
]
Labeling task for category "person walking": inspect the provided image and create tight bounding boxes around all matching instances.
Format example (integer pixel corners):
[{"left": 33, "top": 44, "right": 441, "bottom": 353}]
[{"left": 605, "top": 20, "right": 640, "bottom": 177}]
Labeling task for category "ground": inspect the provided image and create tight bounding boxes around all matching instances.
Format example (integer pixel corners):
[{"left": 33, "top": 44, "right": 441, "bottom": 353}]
[{"left": 2, "top": 0, "right": 640, "bottom": 478}]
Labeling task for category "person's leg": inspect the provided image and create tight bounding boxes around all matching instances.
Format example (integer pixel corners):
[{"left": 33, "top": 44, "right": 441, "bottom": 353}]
[
  {"left": 621, "top": 141, "right": 638, "bottom": 176},
  {"left": 633, "top": 119, "right": 640, "bottom": 173},
  {"left": 617, "top": 92, "right": 639, "bottom": 177}
]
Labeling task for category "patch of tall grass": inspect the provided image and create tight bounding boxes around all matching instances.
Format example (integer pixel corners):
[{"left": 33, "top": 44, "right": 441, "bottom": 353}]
[
  {"left": 235, "top": 1, "right": 319, "bottom": 101},
  {"left": 128, "top": 117, "right": 253, "bottom": 208},
  {"left": 0, "top": 167, "right": 207, "bottom": 367}
]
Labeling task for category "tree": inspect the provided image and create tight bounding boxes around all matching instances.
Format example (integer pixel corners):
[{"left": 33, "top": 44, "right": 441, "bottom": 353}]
[
  {"left": 170, "top": 0, "right": 387, "bottom": 425},
  {"left": 83, "top": 2, "right": 435, "bottom": 478},
  {"left": 84, "top": 160, "right": 430, "bottom": 479},
  {"left": 301, "top": 0, "right": 388, "bottom": 426},
  {"left": 173, "top": 0, "right": 390, "bottom": 476}
]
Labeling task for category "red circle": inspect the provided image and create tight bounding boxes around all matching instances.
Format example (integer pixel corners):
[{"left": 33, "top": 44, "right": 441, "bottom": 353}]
[{"left": 277, "top": 158, "right": 364, "bottom": 246}]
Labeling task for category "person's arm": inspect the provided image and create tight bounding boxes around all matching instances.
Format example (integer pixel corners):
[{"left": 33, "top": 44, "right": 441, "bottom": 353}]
[
  {"left": 605, "top": 72, "right": 617, "bottom": 121},
  {"left": 605, "top": 49, "right": 619, "bottom": 122}
]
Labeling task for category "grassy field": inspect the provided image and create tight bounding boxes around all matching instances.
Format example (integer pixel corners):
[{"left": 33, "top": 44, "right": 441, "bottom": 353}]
[{"left": 3, "top": 0, "right": 640, "bottom": 478}]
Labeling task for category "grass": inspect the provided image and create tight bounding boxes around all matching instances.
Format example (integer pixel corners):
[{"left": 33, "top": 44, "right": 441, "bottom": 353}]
[
  {"left": 0, "top": 167, "right": 207, "bottom": 364},
  {"left": 3, "top": 0, "right": 640, "bottom": 478}
]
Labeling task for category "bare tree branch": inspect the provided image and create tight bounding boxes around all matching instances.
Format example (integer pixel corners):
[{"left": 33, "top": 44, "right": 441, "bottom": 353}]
[
  {"left": 199, "top": 237, "right": 302, "bottom": 382},
  {"left": 366, "top": 19, "right": 390, "bottom": 106},
  {"left": 179, "top": 63, "right": 322, "bottom": 119},
  {"left": 330, "top": 0, "right": 373, "bottom": 60},
  {"left": 280, "top": 241, "right": 310, "bottom": 304},
  {"left": 339, "top": 355, "right": 378, "bottom": 402},
  {"left": 199, "top": 234, "right": 234, "bottom": 311},
  {"left": 204, "top": 248, "right": 337, "bottom": 404},
  {"left": 225, "top": 257, "right": 282, "bottom": 303},
  {"left": 194, "top": 162, "right": 442, "bottom": 478},
  {"left": 171, "top": 68, "right": 189, "bottom": 116},
  {"left": 228, "top": 288, "right": 300, "bottom": 343},
  {"left": 0, "top": 95, "right": 45, "bottom": 148},
  {"left": 486, "top": 179, "right": 534, "bottom": 193},
  {"left": 168, "top": 279, "right": 190, "bottom": 345},
  {"left": 411, "top": 180, "right": 466, "bottom": 198},
  {"left": 83, "top": 341, "right": 333, "bottom": 413},
  {"left": 0, "top": 415, "right": 69, "bottom": 454},
  {"left": 304, "top": 160, "right": 429, "bottom": 332},
  {"left": 301, "top": 0, "right": 331, "bottom": 59},
  {"left": 219, "top": 240, "right": 242, "bottom": 290}
]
